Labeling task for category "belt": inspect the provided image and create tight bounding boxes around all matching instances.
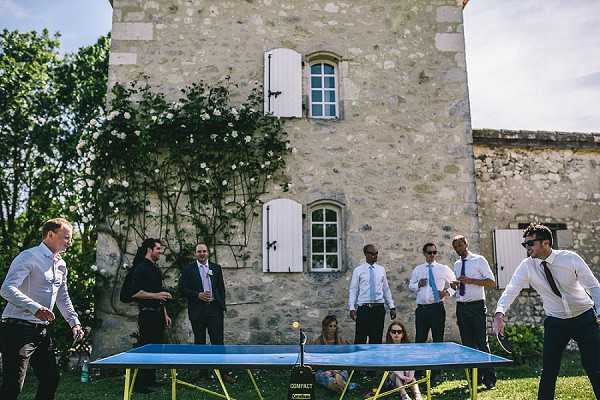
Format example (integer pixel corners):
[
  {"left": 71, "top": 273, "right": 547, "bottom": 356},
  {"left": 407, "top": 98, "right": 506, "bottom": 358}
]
[
  {"left": 417, "top": 302, "right": 444, "bottom": 308},
  {"left": 1, "top": 318, "right": 48, "bottom": 330},
  {"left": 139, "top": 307, "right": 162, "bottom": 312},
  {"left": 358, "top": 303, "right": 384, "bottom": 308},
  {"left": 457, "top": 300, "right": 485, "bottom": 306}
]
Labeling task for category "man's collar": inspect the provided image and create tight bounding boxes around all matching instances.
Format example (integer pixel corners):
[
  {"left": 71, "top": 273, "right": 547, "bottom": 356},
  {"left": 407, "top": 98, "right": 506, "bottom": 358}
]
[
  {"left": 39, "top": 242, "right": 55, "bottom": 258},
  {"left": 463, "top": 251, "right": 474, "bottom": 260},
  {"left": 196, "top": 260, "right": 209, "bottom": 267},
  {"left": 542, "top": 249, "right": 556, "bottom": 264}
]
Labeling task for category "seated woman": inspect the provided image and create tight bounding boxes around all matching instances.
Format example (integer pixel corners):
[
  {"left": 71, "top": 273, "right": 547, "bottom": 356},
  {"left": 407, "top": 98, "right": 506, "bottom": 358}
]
[
  {"left": 310, "top": 315, "right": 356, "bottom": 393},
  {"left": 385, "top": 321, "right": 422, "bottom": 400}
]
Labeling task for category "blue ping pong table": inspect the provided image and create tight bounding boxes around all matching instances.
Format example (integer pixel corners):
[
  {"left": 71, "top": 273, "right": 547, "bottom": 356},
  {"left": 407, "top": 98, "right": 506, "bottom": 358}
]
[{"left": 91, "top": 342, "right": 511, "bottom": 400}]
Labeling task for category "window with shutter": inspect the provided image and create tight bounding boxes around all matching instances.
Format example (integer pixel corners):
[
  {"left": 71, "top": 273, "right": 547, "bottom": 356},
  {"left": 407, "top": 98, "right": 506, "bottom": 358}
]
[
  {"left": 263, "top": 48, "right": 302, "bottom": 118},
  {"left": 309, "top": 62, "right": 339, "bottom": 119},
  {"left": 262, "top": 198, "right": 303, "bottom": 272},
  {"left": 309, "top": 204, "right": 342, "bottom": 272},
  {"left": 493, "top": 229, "right": 528, "bottom": 289}
]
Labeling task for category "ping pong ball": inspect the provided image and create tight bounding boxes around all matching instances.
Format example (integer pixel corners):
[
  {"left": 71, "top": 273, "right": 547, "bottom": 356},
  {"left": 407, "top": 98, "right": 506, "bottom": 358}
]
[{"left": 292, "top": 321, "right": 300, "bottom": 329}]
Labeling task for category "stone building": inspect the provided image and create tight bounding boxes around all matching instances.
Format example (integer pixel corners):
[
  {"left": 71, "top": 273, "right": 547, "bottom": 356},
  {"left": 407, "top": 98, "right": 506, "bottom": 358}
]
[{"left": 94, "top": 0, "right": 600, "bottom": 356}]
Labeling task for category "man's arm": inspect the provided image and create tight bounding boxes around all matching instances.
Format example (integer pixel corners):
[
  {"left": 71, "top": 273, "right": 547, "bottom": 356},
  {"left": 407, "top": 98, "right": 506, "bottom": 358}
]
[
  {"left": 382, "top": 269, "right": 396, "bottom": 319},
  {"left": 493, "top": 260, "right": 529, "bottom": 334},
  {"left": 0, "top": 253, "right": 44, "bottom": 315},
  {"left": 408, "top": 267, "right": 420, "bottom": 292},
  {"left": 459, "top": 257, "right": 496, "bottom": 288},
  {"left": 571, "top": 252, "right": 600, "bottom": 320},
  {"left": 55, "top": 268, "right": 81, "bottom": 328},
  {"left": 348, "top": 267, "right": 359, "bottom": 320}
]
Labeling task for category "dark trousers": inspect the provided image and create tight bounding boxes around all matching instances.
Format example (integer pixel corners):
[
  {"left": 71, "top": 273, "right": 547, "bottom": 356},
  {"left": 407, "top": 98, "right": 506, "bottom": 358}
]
[
  {"left": 456, "top": 300, "right": 496, "bottom": 386},
  {"left": 0, "top": 320, "right": 59, "bottom": 400},
  {"left": 538, "top": 308, "right": 600, "bottom": 399},
  {"left": 415, "top": 302, "right": 445, "bottom": 380},
  {"left": 136, "top": 309, "right": 165, "bottom": 390},
  {"left": 354, "top": 304, "right": 386, "bottom": 344},
  {"left": 191, "top": 313, "right": 224, "bottom": 345}
]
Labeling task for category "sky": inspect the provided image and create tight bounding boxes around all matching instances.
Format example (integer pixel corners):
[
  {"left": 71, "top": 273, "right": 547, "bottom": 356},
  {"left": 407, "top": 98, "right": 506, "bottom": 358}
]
[{"left": 1, "top": 0, "right": 599, "bottom": 133}]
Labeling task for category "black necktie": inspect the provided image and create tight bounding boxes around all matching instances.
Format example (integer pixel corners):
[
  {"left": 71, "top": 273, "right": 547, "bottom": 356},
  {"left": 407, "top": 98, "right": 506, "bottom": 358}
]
[
  {"left": 459, "top": 258, "right": 466, "bottom": 296},
  {"left": 541, "top": 261, "right": 561, "bottom": 298}
]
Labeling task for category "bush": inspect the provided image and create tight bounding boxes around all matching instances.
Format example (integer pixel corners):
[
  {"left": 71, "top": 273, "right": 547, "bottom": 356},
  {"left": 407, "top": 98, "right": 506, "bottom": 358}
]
[{"left": 489, "top": 323, "right": 544, "bottom": 365}]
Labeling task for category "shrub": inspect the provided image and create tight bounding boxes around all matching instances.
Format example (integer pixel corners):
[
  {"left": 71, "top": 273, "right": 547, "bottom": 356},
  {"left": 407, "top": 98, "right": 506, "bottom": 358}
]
[{"left": 489, "top": 323, "right": 544, "bottom": 365}]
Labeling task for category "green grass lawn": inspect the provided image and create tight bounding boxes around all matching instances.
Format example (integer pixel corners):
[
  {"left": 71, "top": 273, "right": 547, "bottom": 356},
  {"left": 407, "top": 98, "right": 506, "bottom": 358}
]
[{"left": 18, "top": 352, "right": 594, "bottom": 399}]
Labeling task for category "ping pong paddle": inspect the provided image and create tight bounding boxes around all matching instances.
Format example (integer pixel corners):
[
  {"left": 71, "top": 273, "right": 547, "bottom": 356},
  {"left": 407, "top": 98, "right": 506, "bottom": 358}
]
[{"left": 496, "top": 332, "right": 512, "bottom": 354}]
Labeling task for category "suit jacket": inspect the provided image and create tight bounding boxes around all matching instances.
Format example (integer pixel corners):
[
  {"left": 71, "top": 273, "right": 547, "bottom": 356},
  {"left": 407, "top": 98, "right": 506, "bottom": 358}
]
[{"left": 179, "top": 261, "right": 226, "bottom": 321}]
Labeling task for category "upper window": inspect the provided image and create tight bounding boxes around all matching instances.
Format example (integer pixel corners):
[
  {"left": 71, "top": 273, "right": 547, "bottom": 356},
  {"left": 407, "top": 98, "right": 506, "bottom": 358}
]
[
  {"left": 310, "top": 205, "right": 341, "bottom": 271},
  {"left": 309, "top": 62, "right": 338, "bottom": 119}
]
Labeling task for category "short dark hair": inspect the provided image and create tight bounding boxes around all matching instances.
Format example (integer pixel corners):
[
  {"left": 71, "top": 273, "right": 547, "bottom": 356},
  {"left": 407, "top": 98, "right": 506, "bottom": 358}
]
[
  {"left": 42, "top": 218, "right": 72, "bottom": 239},
  {"left": 452, "top": 235, "right": 468, "bottom": 246},
  {"left": 133, "top": 238, "right": 162, "bottom": 265},
  {"left": 523, "top": 223, "right": 553, "bottom": 247},
  {"left": 363, "top": 244, "right": 377, "bottom": 255},
  {"left": 422, "top": 242, "right": 436, "bottom": 253}
]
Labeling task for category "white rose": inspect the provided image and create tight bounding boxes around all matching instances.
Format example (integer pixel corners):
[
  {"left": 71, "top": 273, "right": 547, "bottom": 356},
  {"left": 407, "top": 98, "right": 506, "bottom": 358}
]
[
  {"left": 213, "top": 109, "right": 221, "bottom": 116},
  {"left": 134, "top": 130, "right": 141, "bottom": 136},
  {"left": 107, "top": 178, "right": 114, "bottom": 185},
  {"left": 109, "top": 201, "right": 114, "bottom": 207},
  {"left": 122, "top": 180, "right": 129, "bottom": 188},
  {"left": 166, "top": 113, "right": 174, "bottom": 119},
  {"left": 92, "top": 132, "right": 100, "bottom": 140},
  {"left": 200, "top": 163, "right": 206, "bottom": 169},
  {"left": 90, "top": 265, "right": 98, "bottom": 271},
  {"left": 123, "top": 112, "right": 131, "bottom": 119},
  {"left": 231, "top": 131, "right": 238, "bottom": 138},
  {"left": 231, "top": 164, "right": 236, "bottom": 170},
  {"left": 222, "top": 180, "right": 228, "bottom": 186},
  {"left": 244, "top": 136, "right": 252, "bottom": 143},
  {"left": 151, "top": 115, "right": 157, "bottom": 122}
]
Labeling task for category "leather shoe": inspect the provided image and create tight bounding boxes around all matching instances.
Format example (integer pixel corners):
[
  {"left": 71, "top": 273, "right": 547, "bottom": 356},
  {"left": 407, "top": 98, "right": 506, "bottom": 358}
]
[{"left": 483, "top": 382, "right": 496, "bottom": 390}]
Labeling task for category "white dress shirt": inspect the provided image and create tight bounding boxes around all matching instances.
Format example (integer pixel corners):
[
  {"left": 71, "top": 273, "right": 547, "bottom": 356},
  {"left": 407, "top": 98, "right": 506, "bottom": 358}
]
[
  {"left": 496, "top": 250, "right": 600, "bottom": 319},
  {"left": 408, "top": 262, "right": 456, "bottom": 305},
  {"left": 453, "top": 252, "right": 495, "bottom": 303},
  {"left": 348, "top": 262, "right": 395, "bottom": 311},
  {"left": 1, "top": 243, "right": 80, "bottom": 327},
  {"left": 196, "top": 260, "right": 212, "bottom": 293}
]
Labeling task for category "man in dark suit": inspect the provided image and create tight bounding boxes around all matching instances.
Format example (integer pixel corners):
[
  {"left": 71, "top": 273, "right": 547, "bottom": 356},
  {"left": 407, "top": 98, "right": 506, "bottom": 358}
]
[{"left": 179, "top": 243, "right": 234, "bottom": 383}]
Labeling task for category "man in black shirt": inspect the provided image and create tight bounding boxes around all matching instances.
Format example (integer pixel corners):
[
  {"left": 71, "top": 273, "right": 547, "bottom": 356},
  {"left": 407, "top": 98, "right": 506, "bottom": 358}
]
[{"left": 130, "top": 238, "right": 172, "bottom": 394}]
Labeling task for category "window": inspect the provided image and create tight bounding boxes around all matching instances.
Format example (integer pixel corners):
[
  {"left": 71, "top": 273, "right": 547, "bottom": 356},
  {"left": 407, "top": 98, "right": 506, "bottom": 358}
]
[
  {"left": 309, "top": 62, "right": 338, "bottom": 119},
  {"left": 310, "top": 205, "right": 341, "bottom": 271}
]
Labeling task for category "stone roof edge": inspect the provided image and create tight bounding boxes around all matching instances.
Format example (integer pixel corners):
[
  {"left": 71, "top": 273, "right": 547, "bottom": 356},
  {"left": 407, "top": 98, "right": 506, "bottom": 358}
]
[{"left": 472, "top": 128, "right": 600, "bottom": 149}]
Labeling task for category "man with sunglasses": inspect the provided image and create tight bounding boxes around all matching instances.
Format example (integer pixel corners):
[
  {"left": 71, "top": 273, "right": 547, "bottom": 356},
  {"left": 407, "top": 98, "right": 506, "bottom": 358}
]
[
  {"left": 348, "top": 244, "right": 396, "bottom": 344},
  {"left": 0, "top": 218, "right": 83, "bottom": 400},
  {"left": 493, "top": 224, "right": 600, "bottom": 399},
  {"left": 451, "top": 235, "right": 497, "bottom": 389},
  {"left": 408, "top": 242, "right": 456, "bottom": 385}
]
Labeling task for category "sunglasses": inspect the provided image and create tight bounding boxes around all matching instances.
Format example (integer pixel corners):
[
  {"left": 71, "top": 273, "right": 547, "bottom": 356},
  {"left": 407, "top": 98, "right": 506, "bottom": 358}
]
[
  {"left": 390, "top": 329, "right": 404, "bottom": 335},
  {"left": 426, "top": 251, "right": 437, "bottom": 255},
  {"left": 521, "top": 239, "right": 543, "bottom": 248}
]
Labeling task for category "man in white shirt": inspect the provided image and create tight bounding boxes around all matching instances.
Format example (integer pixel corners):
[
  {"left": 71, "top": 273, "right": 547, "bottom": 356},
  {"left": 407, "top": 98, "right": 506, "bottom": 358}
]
[
  {"left": 451, "top": 235, "right": 497, "bottom": 389},
  {"left": 408, "top": 242, "right": 455, "bottom": 384},
  {"left": 493, "top": 224, "right": 600, "bottom": 399},
  {"left": 348, "top": 244, "right": 396, "bottom": 344}
]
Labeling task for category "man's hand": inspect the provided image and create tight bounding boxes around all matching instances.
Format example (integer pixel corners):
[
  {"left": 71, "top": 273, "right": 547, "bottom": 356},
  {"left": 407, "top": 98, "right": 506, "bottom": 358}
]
[
  {"left": 492, "top": 312, "right": 505, "bottom": 336},
  {"left": 390, "top": 309, "right": 397, "bottom": 320},
  {"left": 418, "top": 278, "right": 428, "bottom": 288},
  {"left": 72, "top": 324, "right": 84, "bottom": 342},
  {"left": 35, "top": 307, "right": 55, "bottom": 322},
  {"left": 154, "top": 291, "right": 172, "bottom": 302},
  {"left": 457, "top": 275, "right": 471, "bottom": 285},
  {"left": 450, "top": 281, "right": 459, "bottom": 290},
  {"left": 198, "top": 291, "right": 213, "bottom": 302},
  {"left": 439, "top": 290, "right": 448, "bottom": 300},
  {"left": 165, "top": 313, "right": 172, "bottom": 329},
  {"left": 350, "top": 310, "right": 357, "bottom": 321}
]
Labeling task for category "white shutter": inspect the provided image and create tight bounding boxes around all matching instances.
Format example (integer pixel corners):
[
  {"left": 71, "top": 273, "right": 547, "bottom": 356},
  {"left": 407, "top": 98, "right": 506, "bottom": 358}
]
[
  {"left": 556, "top": 230, "right": 573, "bottom": 249},
  {"left": 263, "top": 48, "right": 302, "bottom": 117},
  {"left": 262, "top": 199, "right": 303, "bottom": 272},
  {"left": 493, "top": 229, "right": 527, "bottom": 289}
]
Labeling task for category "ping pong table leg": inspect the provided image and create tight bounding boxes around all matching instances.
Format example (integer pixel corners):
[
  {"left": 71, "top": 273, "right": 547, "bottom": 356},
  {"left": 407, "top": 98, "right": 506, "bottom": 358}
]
[
  {"left": 123, "top": 369, "right": 131, "bottom": 400},
  {"left": 246, "top": 369, "right": 265, "bottom": 400},
  {"left": 171, "top": 369, "right": 177, "bottom": 400},
  {"left": 470, "top": 368, "right": 478, "bottom": 400},
  {"left": 214, "top": 369, "right": 232, "bottom": 400},
  {"left": 370, "top": 371, "right": 389, "bottom": 399},
  {"left": 426, "top": 370, "right": 431, "bottom": 400},
  {"left": 338, "top": 369, "right": 354, "bottom": 400}
]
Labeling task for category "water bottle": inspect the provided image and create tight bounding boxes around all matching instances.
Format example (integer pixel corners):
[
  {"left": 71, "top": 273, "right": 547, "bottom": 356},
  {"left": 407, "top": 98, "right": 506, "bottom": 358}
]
[{"left": 80, "top": 359, "right": 89, "bottom": 383}]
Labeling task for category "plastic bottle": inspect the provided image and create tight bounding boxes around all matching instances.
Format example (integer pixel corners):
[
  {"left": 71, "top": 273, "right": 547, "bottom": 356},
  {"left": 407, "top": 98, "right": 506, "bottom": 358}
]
[{"left": 80, "top": 360, "right": 89, "bottom": 383}]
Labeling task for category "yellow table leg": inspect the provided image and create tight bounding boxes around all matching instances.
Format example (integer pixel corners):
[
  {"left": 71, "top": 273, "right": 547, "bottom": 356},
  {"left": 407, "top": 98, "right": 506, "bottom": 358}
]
[
  {"left": 338, "top": 370, "right": 355, "bottom": 400},
  {"left": 246, "top": 369, "right": 264, "bottom": 400},
  {"left": 123, "top": 369, "right": 131, "bottom": 400},
  {"left": 471, "top": 368, "right": 478, "bottom": 400},
  {"left": 213, "top": 369, "right": 232, "bottom": 400},
  {"left": 426, "top": 370, "right": 431, "bottom": 400},
  {"left": 171, "top": 369, "right": 177, "bottom": 400},
  {"left": 366, "top": 371, "right": 388, "bottom": 399},
  {"left": 129, "top": 369, "right": 138, "bottom": 399}
]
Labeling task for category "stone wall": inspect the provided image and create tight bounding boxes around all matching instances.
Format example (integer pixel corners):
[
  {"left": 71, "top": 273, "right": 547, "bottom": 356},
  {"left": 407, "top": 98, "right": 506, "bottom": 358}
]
[
  {"left": 473, "top": 129, "right": 600, "bottom": 327},
  {"left": 95, "top": 0, "right": 478, "bottom": 357}
]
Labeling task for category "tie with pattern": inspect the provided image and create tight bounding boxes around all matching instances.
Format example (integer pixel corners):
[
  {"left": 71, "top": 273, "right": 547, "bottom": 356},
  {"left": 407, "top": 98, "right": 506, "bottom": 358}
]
[
  {"left": 428, "top": 264, "right": 440, "bottom": 303},
  {"left": 368, "top": 265, "right": 376, "bottom": 301},
  {"left": 541, "top": 261, "right": 561, "bottom": 297},
  {"left": 459, "top": 258, "right": 466, "bottom": 296}
]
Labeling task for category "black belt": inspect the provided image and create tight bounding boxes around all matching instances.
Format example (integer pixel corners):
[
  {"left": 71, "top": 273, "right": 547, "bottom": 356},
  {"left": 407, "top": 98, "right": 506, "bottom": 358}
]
[
  {"left": 1, "top": 318, "right": 47, "bottom": 330},
  {"left": 358, "top": 303, "right": 384, "bottom": 308},
  {"left": 139, "top": 307, "right": 162, "bottom": 312},
  {"left": 417, "top": 302, "right": 444, "bottom": 309},
  {"left": 457, "top": 300, "right": 485, "bottom": 306}
]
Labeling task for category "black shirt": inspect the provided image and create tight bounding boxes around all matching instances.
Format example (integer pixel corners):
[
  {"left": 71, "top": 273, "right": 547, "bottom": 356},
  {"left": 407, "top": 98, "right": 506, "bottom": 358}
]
[{"left": 130, "top": 259, "right": 165, "bottom": 309}]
